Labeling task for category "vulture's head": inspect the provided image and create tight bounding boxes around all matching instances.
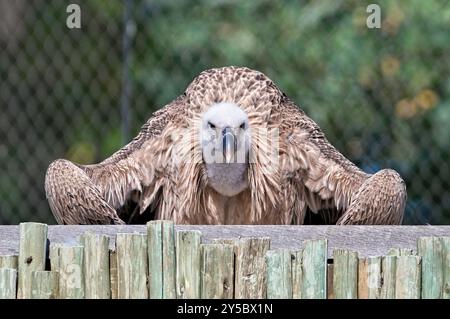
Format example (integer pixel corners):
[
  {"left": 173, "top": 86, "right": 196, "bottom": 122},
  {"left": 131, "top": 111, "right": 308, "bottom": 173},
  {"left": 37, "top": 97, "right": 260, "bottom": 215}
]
[{"left": 200, "top": 102, "right": 251, "bottom": 197}]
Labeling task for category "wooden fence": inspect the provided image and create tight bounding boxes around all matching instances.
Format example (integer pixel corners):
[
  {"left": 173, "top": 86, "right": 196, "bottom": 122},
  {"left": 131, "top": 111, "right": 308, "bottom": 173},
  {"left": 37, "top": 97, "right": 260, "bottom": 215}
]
[{"left": 0, "top": 222, "right": 450, "bottom": 299}]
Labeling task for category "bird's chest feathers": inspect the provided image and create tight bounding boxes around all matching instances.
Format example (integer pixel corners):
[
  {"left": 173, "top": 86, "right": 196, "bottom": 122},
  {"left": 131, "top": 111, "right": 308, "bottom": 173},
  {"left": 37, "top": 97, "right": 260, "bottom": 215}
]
[{"left": 205, "top": 163, "right": 248, "bottom": 197}]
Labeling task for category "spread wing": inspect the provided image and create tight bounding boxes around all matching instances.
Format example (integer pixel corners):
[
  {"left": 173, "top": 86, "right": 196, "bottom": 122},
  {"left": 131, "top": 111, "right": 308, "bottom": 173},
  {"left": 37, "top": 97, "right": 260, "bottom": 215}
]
[
  {"left": 45, "top": 95, "right": 189, "bottom": 224},
  {"left": 277, "top": 98, "right": 405, "bottom": 225}
]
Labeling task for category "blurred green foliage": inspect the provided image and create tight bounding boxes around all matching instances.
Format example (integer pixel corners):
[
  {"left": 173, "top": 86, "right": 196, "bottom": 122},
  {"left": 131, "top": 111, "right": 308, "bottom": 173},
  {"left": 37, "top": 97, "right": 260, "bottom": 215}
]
[{"left": 0, "top": 0, "right": 449, "bottom": 224}]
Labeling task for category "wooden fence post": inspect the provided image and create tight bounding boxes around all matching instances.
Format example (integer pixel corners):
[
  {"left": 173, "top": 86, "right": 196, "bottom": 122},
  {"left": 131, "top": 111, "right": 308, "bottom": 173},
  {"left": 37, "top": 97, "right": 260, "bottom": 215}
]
[
  {"left": 200, "top": 244, "right": 234, "bottom": 299},
  {"left": 395, "top": 255, "right": 421, "bottom": 299},
  {"left": 333, "top": 249, "right": 358, "bottom": 299},
  {"left": 176, "top": 230, "right": 201, "bottom": 299},
  {"left": 17, "top": 222, "right": 48, "bottom": 299},
  {"left": 266, "top": 249, "right": 292, "bottom": 299},
  {"left": 301, "top": 239, "right": 327, "bottom": 299},
  {"left": 116, "top": 233, "right": 148, "bottom": 299},
  {"left": 418, "top": 237, "right": 443, "bottom": 299},
  {"left": 81, "top": 233, "right": 111, "bottom": 299}
]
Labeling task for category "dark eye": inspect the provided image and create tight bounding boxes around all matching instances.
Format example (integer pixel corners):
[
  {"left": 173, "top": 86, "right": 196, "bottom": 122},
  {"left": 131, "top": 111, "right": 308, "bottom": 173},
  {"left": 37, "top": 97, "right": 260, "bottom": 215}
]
[
  {"left": 240, "top": 123, "right": 246, "bottom": 129},
  {"left": 208, "top": 122, "right": 216, "bottom": 129}
]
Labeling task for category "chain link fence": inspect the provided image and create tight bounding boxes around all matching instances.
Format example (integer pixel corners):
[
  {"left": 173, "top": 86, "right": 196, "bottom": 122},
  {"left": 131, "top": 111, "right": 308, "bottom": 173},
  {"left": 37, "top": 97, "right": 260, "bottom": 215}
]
[{"left": 1, "top": 0, "right": 449, "bottom": 224}]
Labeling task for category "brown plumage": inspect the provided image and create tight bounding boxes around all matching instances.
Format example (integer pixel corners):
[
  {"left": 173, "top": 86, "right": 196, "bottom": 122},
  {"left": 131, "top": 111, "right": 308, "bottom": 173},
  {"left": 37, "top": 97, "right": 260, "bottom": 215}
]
[{"left": 45, "top": 66, "right": 406, "bottom": 225}]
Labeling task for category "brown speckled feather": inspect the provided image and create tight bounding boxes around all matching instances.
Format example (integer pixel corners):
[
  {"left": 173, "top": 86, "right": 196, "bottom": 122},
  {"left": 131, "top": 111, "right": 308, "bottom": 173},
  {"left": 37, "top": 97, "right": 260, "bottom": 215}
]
[{"left": 45, "top": 66, "right": 406, "bottom": 225}]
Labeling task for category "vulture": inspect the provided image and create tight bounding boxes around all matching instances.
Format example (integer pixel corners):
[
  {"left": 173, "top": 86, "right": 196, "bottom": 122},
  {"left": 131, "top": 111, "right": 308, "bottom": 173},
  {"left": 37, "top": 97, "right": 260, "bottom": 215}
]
[{"left": 45, "top": 66, "right": 406, "bottom": 225}]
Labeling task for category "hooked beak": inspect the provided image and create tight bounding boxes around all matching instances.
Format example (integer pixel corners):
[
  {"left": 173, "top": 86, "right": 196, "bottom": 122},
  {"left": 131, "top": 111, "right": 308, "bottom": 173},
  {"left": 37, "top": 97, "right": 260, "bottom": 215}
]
[{"left": 222, "top": 127, "right": 236, "bottom": 164}]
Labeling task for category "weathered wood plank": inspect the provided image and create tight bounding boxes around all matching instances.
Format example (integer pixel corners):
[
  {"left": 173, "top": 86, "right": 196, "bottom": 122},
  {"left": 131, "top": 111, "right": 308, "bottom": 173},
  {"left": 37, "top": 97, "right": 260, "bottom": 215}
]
[
  {"left": 162, "top": 221, "right": 176, "bottom": 299},
  {"left": 327, "top": 264, "right": 334, "bottom": 299},
  {"left": 291, "top": 250, "right": 303, "bottom": 299},
  {"left": 49, "top": 243, "right": 62, "bottom": 271},
  {"left": 0, "top": 255, "right": 18, "bottom": 269},
  {"left": 389, "top": 248, "right": 415, "bottom": 256},
  {"left": 234, "top": 237, "right": 270, "bottom": 299},
  {"left": 200, "top": 244, "right": 234, "bottom": 299},
  {"left": 0, "top": 268, "right": 17, "bottom": 299},
  {"left": 333, "top": 249, "right": 358, "bottom": 299},
  {"left": 116, "top": 233, "right": 148, "bottom": 299},
  {"left": 301, "top": 239, "right": 327, "bottom": 299},
  {"left": 3, "top": 225, "right": 450, "bottom": 258},
  {"left": 58, "top": 245, "right": 84, "bottom": 299},
  {"left": 418, "top": 237, "right": 443, "bottom": 299},
  {"left": 442, "top": 237, "right": 450, "bottom": 299},
  {"left": 81, "top": 233, "right": 110, "bottom": 299},
  {"left": 147, "top": 221, "right": 163, "bottom": 298},
  {"left": 358, "top": 257, "right": 383, "bottom": 299},
  {"left": 395, "top": 255, "right": 421, "bottom": 299},
  {"left": 31, "top": 271, "right": 58, "bottom": 299},
  {"left": 109, "top": 250, "right": 118, "bottom": 299},
  {"left": 266, "top": 249, "right": 292, "bottom": 299},
  {"left": 17, "top": 222, "right": 48, "bottom": 299},
  {"left": 176, "top": 230, "right": 201, "bottom": 299},
  {"left": 358, "top": 258, "right": 369, "bottom": 299},
  {"left": 380, "top": 256, "right": 396, "bottom": 299}
]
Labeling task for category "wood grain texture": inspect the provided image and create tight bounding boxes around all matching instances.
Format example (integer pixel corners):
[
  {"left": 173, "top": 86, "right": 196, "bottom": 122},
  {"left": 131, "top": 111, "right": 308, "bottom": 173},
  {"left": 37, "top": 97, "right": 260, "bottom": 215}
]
[
  {"left": 441, "top": 238, "right": 450, "bottom": 299},
  {"left": 0, "top": 255, "right": 18, "bottom": 269},
  {"left": 58, "top": 245, "right": 84, "bottom": 299},
  {"left": 0, "top": 268, "right": 17, "bottom": 299},
  {"left": 357, "top": 258, "right": 369, "bottom": 299},
  {"left": 301, "top": 239, "right": 327, "bottom": 299},
  {"left": 176, "top": 230, "right": 201, "bottom": 299},
  {"left": 234, "top": 237, "right": 270, "bottom": 299},
  {"left": 31, "top": 271, "right": 58, "bottom": 299},
  {"left": 147, "top": 221, "right": 163, "bottom": 298},
  {"left": 17, "top": 222, "right": 48, "bottom": 299},
  {"left": 200, "top": 244, "right": 234, "bottom": 299},
  {"left": 380, "top": 256, "right": 396, "bottom": 299},
  {"left": 109, "top": 250, "right": 118, "bottom": 299},
  {"left": 2, "top": 225, "right": 450, "bottom": 257},
  {"left": 266, "top": 249, "right": 292, "bottom": 299},
  {"left": 116, "top": 233, "right": 148, "bottom": 299},
  {"left": 333, "top": 249, "right": 358, "bottom": 299},
  {"left": 395, "top": 255, "right": 421, "bottom": 299},
  {"left": 81, "top": 233, "right": 110, "bottom": 299},
  {"left": 162, "top": 221, "right": 176, "bottom": 299},
  {"left": 418, "top": 237, "right": 443, "bottom": 299},
  {"left": 291, "top": 250, "right": 303, "bottom": 299}
]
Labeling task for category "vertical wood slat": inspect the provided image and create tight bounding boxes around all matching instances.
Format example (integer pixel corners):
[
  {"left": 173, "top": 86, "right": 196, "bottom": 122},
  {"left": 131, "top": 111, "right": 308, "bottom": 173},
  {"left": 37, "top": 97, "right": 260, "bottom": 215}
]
[
  {"left": 176, "top": 230, "right": 201, "bottom": 299},
  {"left": 109, "top": 250, "right": 118, "bottom": 299},
  {"left": 301, "top": 239, "right": 327, "bottom": 299},
  {"left": 380, "top": 256, "right": 396, "bottom": 299},
  {"left": 0, "top": 268, "right": 17, "bottom": 299},
  {"left": 0, "top": 256, "right": 18, "bottom": 269},
  {"left": 333, "top": 249, "right": 358, "bottom": 299},
  {"left": 200, "top": 244, "right": 234, "bottom": 299},
  {"left": 358, "top": 257, "right": 382, "bottom": 299},
  {"left": 31, "top": 271, "right": 58, "bottom": 299},
  {"left": 442, "top": 238, "right": 450, "bottom": 299},
  {"left": 234, "top": 237, "right": 270, "bottom": 299},
  {"left": 49, "top": 243, "right": 62, "bottom": 272},
  {"left": 116, "top": 233, "right": 148, "bottom": 299},
  {"left": 266, "top": 249, "right": 292, "bottom": 299},
  {"left": 58, "top": 245, "right": 84, "bottom": 299},
  {"left": 327, "top": 264, "right": 334, "bottom": 299},
  {"left": 147, "top": 220, "right": 176, "bottom": 299},
  {"left": 17, "top": 222, "right": 48, "bottom": 299},
  {"left": 395, "top": 255, "right": 421, "bottom": 299},
  {"left": 81, "top": 233, "right": 111, "bottom": 299},
  {"left": 291, "top": 250, "right": 303, "bottom": 299},
  {"left": 418, "top": 237, "right": 443, "bottom": 299},
  {"left": 358, "top": 258, "right": 369, "bottom": 299}
]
